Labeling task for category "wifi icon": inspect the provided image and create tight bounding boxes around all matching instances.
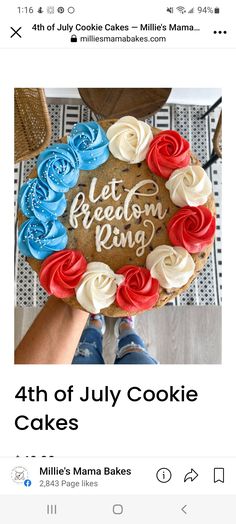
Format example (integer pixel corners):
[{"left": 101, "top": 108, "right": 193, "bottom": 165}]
[{"left": 177, "top": 6, "right": 186, "bottom": 13}]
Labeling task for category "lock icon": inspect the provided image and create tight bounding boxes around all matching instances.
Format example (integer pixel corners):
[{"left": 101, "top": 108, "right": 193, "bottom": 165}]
[{"left": 70, "top": 34, "right": 77, "bottom": 43}]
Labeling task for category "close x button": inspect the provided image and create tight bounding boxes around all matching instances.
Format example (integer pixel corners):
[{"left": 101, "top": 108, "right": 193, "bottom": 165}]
[{"left": 10, "top": 27, "right": 22, "bottom": 38}]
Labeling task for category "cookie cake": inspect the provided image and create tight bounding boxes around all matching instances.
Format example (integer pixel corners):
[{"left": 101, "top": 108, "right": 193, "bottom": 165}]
[{"left": 18, "top": 116, "right": 216, "bottom": 316}]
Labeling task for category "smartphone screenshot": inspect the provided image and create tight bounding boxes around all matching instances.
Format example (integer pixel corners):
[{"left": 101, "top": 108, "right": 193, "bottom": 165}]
[{"left": 0, "top": 1, "right": 235, "bottom": 522}]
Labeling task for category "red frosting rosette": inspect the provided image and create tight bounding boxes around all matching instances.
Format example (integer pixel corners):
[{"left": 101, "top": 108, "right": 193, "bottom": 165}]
[
  {"left": 167, "top": 205, "right": 216, "bottom": 253},
  {"left": 146, "top": 130, "right": 190, "bottom": 179},
  {"left": 39, "top": 249, "right": 87, "bottom": 298},
  {"left": 116, "top": 265, "right": 160, "bottom": 313}
]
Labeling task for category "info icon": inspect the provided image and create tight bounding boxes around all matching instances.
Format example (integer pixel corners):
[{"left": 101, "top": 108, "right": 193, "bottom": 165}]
[{"left": 156, "top": 467, "right": 172, "bottom": 483}]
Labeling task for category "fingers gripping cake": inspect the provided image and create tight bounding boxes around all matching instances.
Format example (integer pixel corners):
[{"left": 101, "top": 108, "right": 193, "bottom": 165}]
[{"left": 18, "top": 117, "right": 216, "bottom": 317}]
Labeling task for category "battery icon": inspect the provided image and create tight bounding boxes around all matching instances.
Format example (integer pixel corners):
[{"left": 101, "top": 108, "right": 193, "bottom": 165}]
[{"left": 214, "top": 7, "right": 220, "bottom": 13}]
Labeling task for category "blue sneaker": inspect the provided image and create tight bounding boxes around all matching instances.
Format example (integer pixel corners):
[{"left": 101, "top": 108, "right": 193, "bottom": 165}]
[
  {"left": 86, "top": 314, "right": 106, "bottom": 335},
  {"left": 114, "top": 316, "right": 135, "bottom": 339}
]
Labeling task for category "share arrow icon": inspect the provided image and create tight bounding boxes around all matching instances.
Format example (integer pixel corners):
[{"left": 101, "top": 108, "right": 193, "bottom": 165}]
[{"left": 184, "top": 469, "right": 198, "bottom": 482}]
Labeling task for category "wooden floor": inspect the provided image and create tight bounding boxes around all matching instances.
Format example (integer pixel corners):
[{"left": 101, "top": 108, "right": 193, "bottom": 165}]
[{"left": 15, "top": 306, "right": 221, "bottom": 364}]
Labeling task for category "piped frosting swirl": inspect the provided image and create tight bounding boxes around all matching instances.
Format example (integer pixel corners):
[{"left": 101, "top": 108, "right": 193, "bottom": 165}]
[
  {"left": 69, "top": 121, "right": 109, "bottom": 170},
  {"left": 116, "top": 265, "right": 159, "bottom": 312},
  {"left": 18, "top": 178, "right": 67, "bottom": 222},
  {"left": 39, "top": 249, "right": 87, "bottom": 298},
  {"left": 146, "top": 130, "right": 190, "bottom": 179},
  {"left": 37, "top": 143, "right": 79, "bottom": 192},
  {"left": 18, "top": 218, "right": 68, "bottom": 260},
  {"left": 167, "top": 205, "right": 216, "bottom": 253},
  {"left": 75, "top": 261, "right": 124, "bottom": 313},
  {"left": 146, "top": 245, "right": 195, "bottom": 290},
  {"left": 107, "top": 116, "right": 153, "bottom": 163},
  {"left": 165, "top": 165, "right": 212, "bottom": 207}
]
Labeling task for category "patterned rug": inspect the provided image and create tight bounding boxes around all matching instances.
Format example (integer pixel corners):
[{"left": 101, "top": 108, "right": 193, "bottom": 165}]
[{"left": 14, "top": 103, "right": 222, "bottom": 307}]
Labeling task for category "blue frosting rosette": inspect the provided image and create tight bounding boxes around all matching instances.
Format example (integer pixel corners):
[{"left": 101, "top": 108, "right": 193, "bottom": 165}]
[
  {"left": 37, "top": 143, "right": 79, "bottom": 192},
  {"left": 19, "top": 178, "right": 67, "bottom": 222},
  {"left": 68, "top": 121, "right": 109, "bottom": 170},
  {"left": 18, "top": 217, "right": 68, "bottom": 260}
]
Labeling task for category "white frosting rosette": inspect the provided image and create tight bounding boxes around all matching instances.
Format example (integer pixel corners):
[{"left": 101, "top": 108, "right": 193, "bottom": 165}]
[
  {"left": 107, "top": 116, "right": 153, "bottom": 163},
  {"left": 165, "top": 165, "right": 212, "bottom": 207},
  {"left": 75, "top": 261, "right": 124, "bottom": 313},
  {"left": 146, "top": 245, "right": 195, "bottom": 290}
]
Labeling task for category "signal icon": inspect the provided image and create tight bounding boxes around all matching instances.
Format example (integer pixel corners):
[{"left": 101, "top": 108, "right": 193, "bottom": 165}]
[
  {"left": 188, "top": 7, "right": 194, "bottom": 13},
  {"left": 177, "top": 6, "right": 186, "bottom": 13}
]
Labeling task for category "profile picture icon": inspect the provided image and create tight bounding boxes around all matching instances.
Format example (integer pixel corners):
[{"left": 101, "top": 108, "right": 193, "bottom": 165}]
[{"left": 11, "top": 466, "right": 28, "bottom": 483}]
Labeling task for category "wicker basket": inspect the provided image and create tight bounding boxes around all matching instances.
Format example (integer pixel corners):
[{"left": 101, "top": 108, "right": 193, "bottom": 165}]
[
  {"left": 213, "top": 110, "right": 222, "bottom": 158},
  {"left": 14, "top": 88, "right": 51, "bottom": 163}
]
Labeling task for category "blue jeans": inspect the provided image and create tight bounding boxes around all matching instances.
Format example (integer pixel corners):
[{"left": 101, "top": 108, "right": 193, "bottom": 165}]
[{"left": 72, "top": 327, "right": 158, "bottom": 365}]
